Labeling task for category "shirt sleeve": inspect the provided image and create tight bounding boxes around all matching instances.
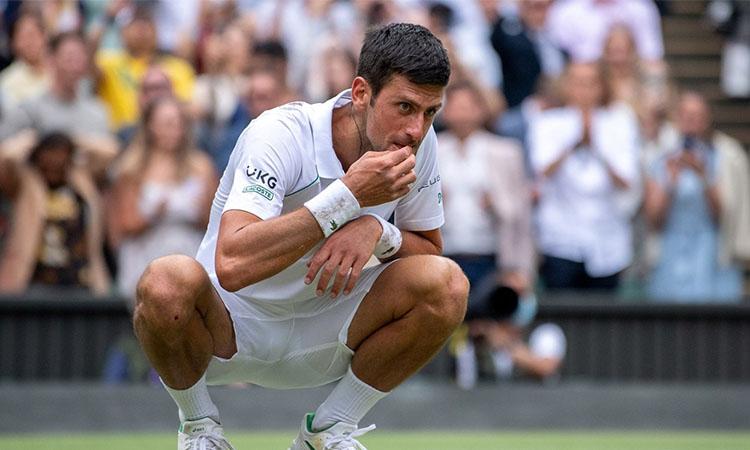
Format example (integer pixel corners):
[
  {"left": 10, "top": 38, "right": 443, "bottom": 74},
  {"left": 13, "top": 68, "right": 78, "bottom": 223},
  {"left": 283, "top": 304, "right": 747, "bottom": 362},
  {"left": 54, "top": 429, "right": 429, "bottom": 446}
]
[
  {"left": 222, "top": 121, "right": 300, "bottom": 220},
  {"left": 393, "top": 128, "right": 445, "bottom": 231}
]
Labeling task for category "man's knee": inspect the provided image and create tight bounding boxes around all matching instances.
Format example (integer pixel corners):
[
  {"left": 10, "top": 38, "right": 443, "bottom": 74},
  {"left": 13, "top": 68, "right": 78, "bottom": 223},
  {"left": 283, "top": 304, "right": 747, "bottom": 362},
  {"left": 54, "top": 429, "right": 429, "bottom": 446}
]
[
  {"left": 410, "top": 256, "right": 469, "bottom": 332},
  {"left": 133, "top": 254, "right": 209, "bottom": 337}
]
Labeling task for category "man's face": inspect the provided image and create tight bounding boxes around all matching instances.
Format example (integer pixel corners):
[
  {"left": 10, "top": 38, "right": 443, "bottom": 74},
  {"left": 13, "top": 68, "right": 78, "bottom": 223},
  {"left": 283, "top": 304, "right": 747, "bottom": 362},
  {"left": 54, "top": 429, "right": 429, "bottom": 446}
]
[
  {"left": 246, "top": 72, "right": 284, "bottom": 116},
  {"left": 53, "top": 38, "right": 88, "bottom": 87},
  {"left": 122, "top": 18, "right": 157, "bottom": 56},
  {"left": 360, "top": 74, "right": 444, "bottom": 153},
  {"left": 139, "top": 69, "right": 173, "bottom": 110}
]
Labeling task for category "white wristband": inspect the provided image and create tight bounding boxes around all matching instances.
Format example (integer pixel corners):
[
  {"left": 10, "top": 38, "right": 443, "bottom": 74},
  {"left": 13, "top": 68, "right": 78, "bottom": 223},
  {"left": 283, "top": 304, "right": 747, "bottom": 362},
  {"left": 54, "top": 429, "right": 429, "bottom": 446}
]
[
  {"left": 364, "top": 213, "right": 402, "bottom": 259},
  {"left": 304, "top": 179, "right": 360, "bottom": 237}
]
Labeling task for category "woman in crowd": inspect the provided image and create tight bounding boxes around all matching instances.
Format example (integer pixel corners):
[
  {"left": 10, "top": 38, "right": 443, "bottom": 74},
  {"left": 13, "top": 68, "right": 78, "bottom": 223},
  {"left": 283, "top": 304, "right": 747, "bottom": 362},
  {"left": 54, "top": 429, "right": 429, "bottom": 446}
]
[
  {"left": 644, "top": 91, "right": 750, "bottom": 302},
  {"left": 530, "top": 62, "right": 641, "bottom": 291},
  {"left": 109, "top": 96, "right": 217, "bottom": 303}
]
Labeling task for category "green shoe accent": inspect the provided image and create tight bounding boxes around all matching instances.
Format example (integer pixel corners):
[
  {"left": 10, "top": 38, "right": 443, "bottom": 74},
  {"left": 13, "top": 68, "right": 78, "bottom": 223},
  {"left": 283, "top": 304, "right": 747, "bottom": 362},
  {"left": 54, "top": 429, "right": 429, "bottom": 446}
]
[
  {"left": 304, "top": 441, "right": 316, "bottom": 450},
  {"left": 305, "top": 413, "right": 335, "bottom": 433}
]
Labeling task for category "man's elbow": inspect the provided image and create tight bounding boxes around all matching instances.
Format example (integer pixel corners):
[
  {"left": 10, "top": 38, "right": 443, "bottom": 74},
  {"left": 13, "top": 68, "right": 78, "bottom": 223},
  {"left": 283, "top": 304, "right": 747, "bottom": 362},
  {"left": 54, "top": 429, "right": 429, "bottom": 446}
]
[{"left": 215, "top": 254, "right": 245, "bottom": 293}]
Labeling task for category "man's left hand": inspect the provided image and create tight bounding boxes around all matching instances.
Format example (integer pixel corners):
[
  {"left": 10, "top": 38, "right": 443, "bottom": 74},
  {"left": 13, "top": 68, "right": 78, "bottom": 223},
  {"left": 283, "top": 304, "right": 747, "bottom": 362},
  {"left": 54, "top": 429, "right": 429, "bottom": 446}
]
[{"left": 304, "top": 215, "right": 382, "bottom": 298}]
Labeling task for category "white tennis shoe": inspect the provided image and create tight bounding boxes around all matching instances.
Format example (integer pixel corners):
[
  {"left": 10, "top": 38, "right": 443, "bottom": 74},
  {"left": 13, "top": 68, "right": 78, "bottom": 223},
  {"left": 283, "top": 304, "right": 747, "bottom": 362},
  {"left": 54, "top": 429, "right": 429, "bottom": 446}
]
[
  {"left": 178, "top": 417, "right": 235, "bottom": 450},
  {"left": 288, "top": 413, "right": 375, "bottom": 450}
]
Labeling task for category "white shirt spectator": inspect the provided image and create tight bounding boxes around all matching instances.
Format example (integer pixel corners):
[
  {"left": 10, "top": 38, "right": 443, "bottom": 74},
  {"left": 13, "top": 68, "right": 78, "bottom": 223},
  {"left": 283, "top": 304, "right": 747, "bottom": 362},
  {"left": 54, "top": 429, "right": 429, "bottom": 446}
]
[
  {"left": 438, "top": 130, "right": 500, "bottom": 256},
  {"left": 529, "top": 104, "right": 641, "bottom": 277},
  {"left": 154, "top": 0, "right": 200, "bottom": 53},
  {"left": 547, "top": 0, "right": 664, "bottom": 62}
]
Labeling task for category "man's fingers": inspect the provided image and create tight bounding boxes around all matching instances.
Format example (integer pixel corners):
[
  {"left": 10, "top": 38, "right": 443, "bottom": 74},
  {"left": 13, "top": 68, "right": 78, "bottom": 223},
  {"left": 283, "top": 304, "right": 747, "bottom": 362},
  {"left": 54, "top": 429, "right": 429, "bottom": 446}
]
[
  {"left": 392, "top": 153, "right": 416, "bottom": 174},
  {"left": 315, "top": 260, "right": 337, "bottom": 296},
  {"left": 343, "top": 257, "right": 365, "bottom": 295},
  {"left": 330, "top": 254, "right": 355, "bottom": 298},
  {"left": 305, "top": 246, "right": 331, "bottom": 285},
  {"left": 393, "top": 170, "right": 417, "bottom": 190},
  {"left": 384, "top": 146, "right": 412, "bottom": 165}
]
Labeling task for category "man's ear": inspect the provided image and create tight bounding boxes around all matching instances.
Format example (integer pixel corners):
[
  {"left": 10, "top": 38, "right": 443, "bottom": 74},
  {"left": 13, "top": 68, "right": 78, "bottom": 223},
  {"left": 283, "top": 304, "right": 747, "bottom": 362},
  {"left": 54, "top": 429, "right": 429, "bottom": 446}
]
[{"left": 351, "top": 76, "right": 371, "bottom": 112}]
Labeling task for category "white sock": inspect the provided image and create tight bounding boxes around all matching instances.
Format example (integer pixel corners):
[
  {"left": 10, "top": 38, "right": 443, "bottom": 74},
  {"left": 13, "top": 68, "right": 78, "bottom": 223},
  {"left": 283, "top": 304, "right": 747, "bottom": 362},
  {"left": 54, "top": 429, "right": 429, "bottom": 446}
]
[
  {"left": 312, "top": 366, "right": 389, "bottom": 429},
  {"left": 162, "top": 374, "right": 221, "bottom": 423}
]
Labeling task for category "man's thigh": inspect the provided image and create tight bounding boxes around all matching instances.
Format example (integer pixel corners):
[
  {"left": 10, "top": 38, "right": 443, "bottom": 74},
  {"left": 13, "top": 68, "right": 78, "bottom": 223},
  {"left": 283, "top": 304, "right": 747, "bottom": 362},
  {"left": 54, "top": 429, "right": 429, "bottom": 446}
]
[{"left": 346, "top": 255, "right": 456, "bottom": 350}]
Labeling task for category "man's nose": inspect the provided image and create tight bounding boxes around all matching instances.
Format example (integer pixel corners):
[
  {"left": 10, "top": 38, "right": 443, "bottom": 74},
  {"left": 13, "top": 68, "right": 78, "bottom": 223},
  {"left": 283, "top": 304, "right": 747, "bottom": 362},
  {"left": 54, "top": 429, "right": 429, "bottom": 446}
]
[{"left": 404, "top": 114, "right": 425, "bottom": 141}]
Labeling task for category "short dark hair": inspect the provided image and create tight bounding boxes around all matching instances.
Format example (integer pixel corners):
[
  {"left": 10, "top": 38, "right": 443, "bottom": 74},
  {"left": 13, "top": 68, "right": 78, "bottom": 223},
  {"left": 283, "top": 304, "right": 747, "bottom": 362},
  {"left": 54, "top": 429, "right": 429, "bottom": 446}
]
[
  {"left": 357, "top": 23, "right": 450, "bottom": 97},
  {"left": 253, "top": 40, "right": 288, "bottom": 62}
]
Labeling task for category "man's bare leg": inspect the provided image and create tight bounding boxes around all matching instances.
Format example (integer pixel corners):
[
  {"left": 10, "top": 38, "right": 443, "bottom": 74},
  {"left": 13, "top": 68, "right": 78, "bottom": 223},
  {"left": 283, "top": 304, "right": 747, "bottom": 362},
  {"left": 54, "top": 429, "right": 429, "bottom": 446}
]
[
  {"left": 133, "top": 254, "right": 236, "bottom": 422},
  {"left": 311, "top": 255, "right": 469, "bottom": 428},
  {"left": 347, "top": 255, "right": 469, "bottom": 389}
]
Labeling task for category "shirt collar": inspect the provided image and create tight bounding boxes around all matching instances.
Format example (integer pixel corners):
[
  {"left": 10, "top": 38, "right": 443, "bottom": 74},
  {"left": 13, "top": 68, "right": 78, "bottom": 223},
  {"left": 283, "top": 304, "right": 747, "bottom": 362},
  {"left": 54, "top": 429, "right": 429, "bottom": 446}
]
[{"left": 312, "top": 89, "right": 353, "bottom": 179}]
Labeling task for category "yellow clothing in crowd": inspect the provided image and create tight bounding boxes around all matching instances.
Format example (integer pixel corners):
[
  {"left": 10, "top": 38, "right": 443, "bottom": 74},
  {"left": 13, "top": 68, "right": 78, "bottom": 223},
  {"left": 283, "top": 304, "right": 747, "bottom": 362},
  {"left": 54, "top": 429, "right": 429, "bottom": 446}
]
[{"left": 96, "top": 50, "right": 195, "bottom": 129}]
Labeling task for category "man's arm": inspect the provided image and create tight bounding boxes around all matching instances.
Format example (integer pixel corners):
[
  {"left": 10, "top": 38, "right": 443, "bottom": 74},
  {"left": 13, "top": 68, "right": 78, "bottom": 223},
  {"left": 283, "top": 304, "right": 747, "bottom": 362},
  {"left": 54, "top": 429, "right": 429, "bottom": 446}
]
[
  {"left": 216, "top": 147, "right": 416, "bottom": 293},
  {"left": 386, "top": 228, "right": 442, "bottom": 260},
  {"left": 216, "top": 208, "right": 323, "bottom": 292}
]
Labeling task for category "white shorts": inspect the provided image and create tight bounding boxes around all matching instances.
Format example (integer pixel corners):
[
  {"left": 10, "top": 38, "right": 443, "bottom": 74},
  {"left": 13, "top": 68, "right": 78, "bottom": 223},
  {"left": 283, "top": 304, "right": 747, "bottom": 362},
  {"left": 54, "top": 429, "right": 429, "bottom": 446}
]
[{"left": 205, "top": 262, "right": 391, "bottom": 389}]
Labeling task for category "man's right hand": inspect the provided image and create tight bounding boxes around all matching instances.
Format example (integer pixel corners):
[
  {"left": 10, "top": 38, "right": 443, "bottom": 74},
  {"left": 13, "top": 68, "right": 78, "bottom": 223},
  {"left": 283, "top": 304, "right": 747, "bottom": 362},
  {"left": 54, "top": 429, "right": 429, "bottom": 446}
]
[{"left": 341, "top": 146, "right": 416, "bottom": 207}]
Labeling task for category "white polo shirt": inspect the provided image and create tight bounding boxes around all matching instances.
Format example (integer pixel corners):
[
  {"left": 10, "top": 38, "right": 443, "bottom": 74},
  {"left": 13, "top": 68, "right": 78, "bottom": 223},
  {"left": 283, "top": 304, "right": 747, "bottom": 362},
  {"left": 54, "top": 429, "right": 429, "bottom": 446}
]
[{"left": 195, "top": 90, "right": 444, "bottom": 314}]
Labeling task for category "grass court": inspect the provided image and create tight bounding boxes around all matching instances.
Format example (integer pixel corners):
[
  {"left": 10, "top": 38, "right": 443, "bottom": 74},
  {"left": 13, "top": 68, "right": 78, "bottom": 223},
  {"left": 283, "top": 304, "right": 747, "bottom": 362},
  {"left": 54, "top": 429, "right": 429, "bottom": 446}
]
[{"left": 2, "top": 431, "right": 749, "bottom": 450}]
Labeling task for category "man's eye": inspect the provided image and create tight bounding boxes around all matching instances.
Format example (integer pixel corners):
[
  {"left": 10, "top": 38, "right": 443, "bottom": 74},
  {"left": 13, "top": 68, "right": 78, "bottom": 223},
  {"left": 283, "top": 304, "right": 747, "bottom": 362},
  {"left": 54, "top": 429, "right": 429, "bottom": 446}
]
[
  {"left": 399, "top": 103, "right": 411, "bottom": 112},
  {"left": 426, "top": 109, "right": 437, "bottom": 118}
]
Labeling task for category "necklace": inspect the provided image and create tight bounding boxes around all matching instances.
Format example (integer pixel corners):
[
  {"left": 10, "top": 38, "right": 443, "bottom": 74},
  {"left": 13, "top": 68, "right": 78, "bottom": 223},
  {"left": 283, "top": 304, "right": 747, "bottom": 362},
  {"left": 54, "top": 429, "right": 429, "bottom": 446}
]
[{"left": 351, "top": 104, "right": 365, "bottom": 156}]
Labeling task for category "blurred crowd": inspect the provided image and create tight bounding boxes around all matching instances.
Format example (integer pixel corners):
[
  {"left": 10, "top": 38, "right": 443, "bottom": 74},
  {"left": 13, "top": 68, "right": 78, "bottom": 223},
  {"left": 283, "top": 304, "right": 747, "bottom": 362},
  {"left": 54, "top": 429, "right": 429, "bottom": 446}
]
[{"left": 0, "top": 0, "right": 748, "bottom": 382}]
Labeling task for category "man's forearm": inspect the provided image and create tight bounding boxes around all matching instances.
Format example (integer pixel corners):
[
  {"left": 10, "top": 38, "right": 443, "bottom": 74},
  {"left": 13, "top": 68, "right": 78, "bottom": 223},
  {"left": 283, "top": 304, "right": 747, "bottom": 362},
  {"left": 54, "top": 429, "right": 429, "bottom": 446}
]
[
  {"left": 216, "top": 208, "right": 324, "bottom": 292},
  {"left": 385, "top": 229, "right": 442, "bottom": 261}
]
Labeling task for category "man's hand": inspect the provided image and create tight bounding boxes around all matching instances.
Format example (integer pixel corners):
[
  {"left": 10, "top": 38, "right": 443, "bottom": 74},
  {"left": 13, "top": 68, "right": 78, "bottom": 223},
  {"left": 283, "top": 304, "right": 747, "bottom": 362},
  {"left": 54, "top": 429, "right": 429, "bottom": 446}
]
[
  {"left": 304, "top": 215, "right": 382, "bottom": 298},
  {"left": 341, "top": 146, "right": 416, "bottom": 207}
]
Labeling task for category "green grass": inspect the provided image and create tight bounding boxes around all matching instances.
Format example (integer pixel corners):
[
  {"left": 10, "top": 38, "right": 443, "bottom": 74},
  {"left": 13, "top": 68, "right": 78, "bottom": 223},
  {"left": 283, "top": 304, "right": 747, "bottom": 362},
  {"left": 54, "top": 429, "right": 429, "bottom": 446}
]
[{"left": 1, "top": 431, "right": 750, "bottom": 450}]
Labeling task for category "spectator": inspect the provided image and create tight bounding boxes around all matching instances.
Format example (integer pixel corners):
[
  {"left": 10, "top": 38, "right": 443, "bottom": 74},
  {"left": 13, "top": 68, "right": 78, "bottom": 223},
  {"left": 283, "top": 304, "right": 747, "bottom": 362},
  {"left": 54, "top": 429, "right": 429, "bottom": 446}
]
[
  {"left": 438, "top": 80, "right": 535, "bottom": 295},
  {"left": 601, "top": 24, "right": 668, "bottom": 111},
  {"left": 109, "top": 97, "right": 217, "bottom": 302},
  {"left": 428, "top": 0, "right": 502, "bottom": 92},
  {"left": 248, "top": 39, "right": 295, "bottom": 98},
  {"left": 496, "top": 75, "right": 563, "bottom": 179},
  {"left": 489, "top": 0, "right": 565, "bottom": 108},
  {"left": 0, "top": 31, "right": 117, "bottom": 180},
  {"left": 644, "top": 92, "right": 750, "bottom": 302},
  {"left": 547, "top": 0, "right": 664, "bottom": 63},
  {"left": 0, "top": 154, "right": 45, "bottom": 293},
  {"left": 0, "top": 11, "right": 49, "bottom": 116},
  {"left": 116, "top": 65, "right": 174, "bottom": 148},
  {"left": 253, "top": 0, "right": 361, "bottom": 94},
  {"left": 152, "top": 0, "right": 200, "bottom": 60},
  {"left": 209, "top": 68, "right": 290, "bottom": 172},
  {"left": 24, "top": 132, "right": 110, "bottom": 296},
  {"left": 304, "top": 42, "right": 357, "bottom": 103},
  {"left": 95, "top": 4, "right": 195, "bottom": 130},
  {"left": 708, "top": 0, "right": 750, "bottom": 98},
  {"left": 530, "top": 62, "right": 640, "bottom": 291},
  {"left": 191, "top": 22, "right": 251, "bottom": 160}
]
